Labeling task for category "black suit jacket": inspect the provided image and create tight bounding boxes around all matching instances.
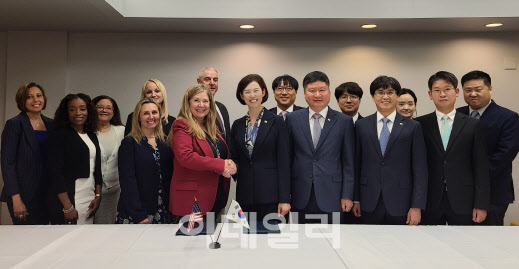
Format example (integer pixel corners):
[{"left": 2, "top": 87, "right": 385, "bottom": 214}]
[
  {"left": 1, "top": 112, "right": 53, "bottom": 203},
  {"left": 47, "top": 126, "right": 103, "bottom": 206},
  {"left": 416, "top": 111, "right": 490, "bottom": 214},
  {"left": 230, "top": 109, "right": 290, "bottom": 206},
  {"left": 215, "top": 101, "right": 231, "bottom": 145},
  {"left": 268, "top": 105, "right": 304, "bottom": 116},
  {"left": 118, "top": 136, "right": 173, "bottom": 223},
  {"left": 124, "top": 113, "right": 176, "bottom": 136},
  {"left": 458, "top": 101, "right": 519, "bottom": 205},
  {"left": 354, "top": 113, "right": 428, "bottom": 216}
]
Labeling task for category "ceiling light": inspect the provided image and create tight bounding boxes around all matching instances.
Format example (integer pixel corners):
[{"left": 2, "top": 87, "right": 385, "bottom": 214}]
[
  {"left": 361, "top": 24, "right": 377, "bottom": 29},
  {"left": 240, "top": 25, "right": 255, "bottom": 29},
  {"left": 485, "top": 23, "right": 503, "bottom": 28}
]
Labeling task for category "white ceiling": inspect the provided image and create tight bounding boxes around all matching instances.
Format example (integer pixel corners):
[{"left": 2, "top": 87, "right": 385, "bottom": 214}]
[{"left": 0, "top": 0, "right": 518, "bottom": 33}]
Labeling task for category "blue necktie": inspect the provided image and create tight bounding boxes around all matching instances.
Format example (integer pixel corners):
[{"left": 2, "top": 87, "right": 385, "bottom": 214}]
[
  {"left": 312, "top": 113, "right": 322, "bottom": 149},
  {"left": 440, "top": 115, "right": 451, "bottom": 150},
  {"left": 379, "top": 118, "right": 390, "bottom": 156},
  {"left": 470, "top": 110, "right": 479, "bottom": 119}
]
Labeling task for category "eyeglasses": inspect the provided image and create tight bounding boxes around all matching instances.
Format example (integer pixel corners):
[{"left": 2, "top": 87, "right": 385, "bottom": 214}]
[
  {"left": 431, "top": 88, "right": 454, "bottom": 95},
  {"left": 339, "top": 94, "right": 359, "bottom": 101},
  {"left": 275, "top": 87, "right": 295, "bottom": 93},
  {"left": 96, "top": 106, "right": 113, "bottom": 111},
  {"left": 375, "top": 90, "right": 396, "bottom": 97}
]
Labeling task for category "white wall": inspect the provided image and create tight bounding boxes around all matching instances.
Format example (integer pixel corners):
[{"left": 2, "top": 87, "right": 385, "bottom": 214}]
[
  {"left": 1, "top": 31, "right": 519, "bottom": 224},
  {"left": 0, "top": 31, "right": 8, "bottom": 224}
]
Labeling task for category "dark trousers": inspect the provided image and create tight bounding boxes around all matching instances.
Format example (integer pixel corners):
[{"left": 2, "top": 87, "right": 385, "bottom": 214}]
[
  {"left": 422, "top": 191, "right": 474, "bottom": 225},
  {"left": 241, "top": 203, "right": 288, "bottom": 223},
  {"left": 209, "top": 177, "right": 225, "bottom": 214},
  {"left": 343, "top": 210, "right": 361, "bottom": 224},
  {"left": 481, "top": 203, "right": 509, "bottom": 226},
  {"left": 291, "top": 184, "right": 343, "bottom": 224},
  {"left": 7, "top": 198, "right": 49, "bottom": 225},
  {"left": 361, "top": 194, "right": 407, "bottom": 225}
]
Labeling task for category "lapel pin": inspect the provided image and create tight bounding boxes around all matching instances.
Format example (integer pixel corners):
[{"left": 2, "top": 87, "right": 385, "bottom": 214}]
[
  {"left": 264, "top": 120, "right": 268, "bottom": 123},
  {"left": 328, "top": 118, "right": 331, "bottom": 121},
  {"left": 400, "top": 123, "right": 403, "bottom": 125}
]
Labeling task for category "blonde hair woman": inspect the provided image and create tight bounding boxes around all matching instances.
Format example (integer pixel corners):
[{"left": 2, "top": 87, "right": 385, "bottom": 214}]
[
  {"left": 169, "top": 84, "right": 236, "bottom": 218},
  {"left": 116, "top": 98, "right": 173, "bottom": 224},
  {"left": 124, "top": 78, "right": 176, "bottom": 136}
]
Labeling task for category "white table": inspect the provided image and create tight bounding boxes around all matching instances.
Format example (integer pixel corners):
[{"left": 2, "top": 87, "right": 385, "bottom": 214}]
[{"left": 1, "top": 224, "right": 518, "bottom": 269}]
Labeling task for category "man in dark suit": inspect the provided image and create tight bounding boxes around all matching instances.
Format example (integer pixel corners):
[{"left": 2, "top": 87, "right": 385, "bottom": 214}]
[
  {"left": 286, "top": 71, "right": 355, "bottom": 224},
  {"left": 334, "top": 82, "right": 364, "bottom": 124},
  {"left": 269, "top": 75, "right": 304, "bottom": 119},
  {"left": 416, "top": 71, "right": 490, "bottom": 225},
  {"left": 353, "top": 76, "right": 428, "bottom": 225},
  {"left": 457, "top": 70, "right": 519, "bottom": 225},
  {"left": 197, "top": 67, "right": 230, "bottom": 143}
]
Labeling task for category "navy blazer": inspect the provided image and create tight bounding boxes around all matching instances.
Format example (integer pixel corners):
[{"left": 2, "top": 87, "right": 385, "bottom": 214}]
[
  {"left": 286, "top": 107, "right": 355, "bottom": 212},
  {"left": 1, "top": 112, "right": 53, "bottom": 203},
  {"left": 458, "top": 101, "right": 519, "bottom": 205},
  {"left": 416, "top": 111, "right": 490, "bottom": 214},
  {"left": 354, "top": 112, "right": 428, "bottom": 216},
  {"left": 230, "top": 109, "right": 290, "bottom": 206},
  {"left": 268, "top": 105, "right": 304, "bottom": 116},
  {"left": 47, "top": 126, "right": 103, "bottom": 205},
  {"left": 117, "top": 136, "right": 173, "bottom": 223}
]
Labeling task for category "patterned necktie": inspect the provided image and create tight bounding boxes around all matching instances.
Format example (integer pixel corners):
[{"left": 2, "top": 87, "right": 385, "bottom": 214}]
[
  {"left": 379, "top": 118, "right": 390, "bottom": 156},
  {"left": 280, "top": 111, "right": 288, "bottom": 120},
  {"left": 440, "top": 115, "right": 452, "bottom": 150},
  {"left": 312, "top": 113, "right": 322, "bottom": 149},
  {"left": 215, "top": 112, "right": 225, "bottom": 138},
  {"left": 470, "top": 110, "right": 479, "bottom": 119}
]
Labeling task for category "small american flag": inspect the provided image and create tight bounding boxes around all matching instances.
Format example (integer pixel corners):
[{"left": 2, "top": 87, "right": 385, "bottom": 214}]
[{"left": 187, "top": 200, "right": 203, "bottom": 232}]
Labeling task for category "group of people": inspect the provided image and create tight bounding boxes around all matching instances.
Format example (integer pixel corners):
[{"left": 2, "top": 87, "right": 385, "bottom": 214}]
[{"left": 1, "top": 67, "right": 517, "bottom": 227}]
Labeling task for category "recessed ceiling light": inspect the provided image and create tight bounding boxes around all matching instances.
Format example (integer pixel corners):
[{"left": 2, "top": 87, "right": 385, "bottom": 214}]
[
  {"left": 240, "top": 25, "right": 255, "bottom": 29},
  {"left": 361, "top": 24, "right": 377, "bottom": 29},
  {"left": 485, "top": 23, "right": 503, "bottom": 28}
]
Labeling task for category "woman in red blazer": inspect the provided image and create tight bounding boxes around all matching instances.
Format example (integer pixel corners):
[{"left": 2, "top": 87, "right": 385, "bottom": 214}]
[{"left": 169, "top": 84, "right": 236, "bottom": 217}]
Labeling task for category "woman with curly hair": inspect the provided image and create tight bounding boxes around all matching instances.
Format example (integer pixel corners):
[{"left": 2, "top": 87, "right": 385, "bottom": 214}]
[{"left": 48, "top": 93, "right": 102, "bottom": 225}]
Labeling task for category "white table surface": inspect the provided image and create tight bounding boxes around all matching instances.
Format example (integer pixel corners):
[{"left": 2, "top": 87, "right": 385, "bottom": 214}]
[{"left": 1, "top": 224, "right": 518, "bottom": 269}]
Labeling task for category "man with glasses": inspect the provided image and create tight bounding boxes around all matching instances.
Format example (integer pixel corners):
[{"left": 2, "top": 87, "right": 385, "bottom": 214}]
[
  {"left": 416, "top": 71, "right": 489, "bottom": 225},
  {"left": 335, "top": 82, "right": 363, "bottom": 124},
  {"left": 353, "top": 76, "right": 427, "bottom": 225},
  {"left": 269, "top": 75, "right": 303, "bottom": 120}
]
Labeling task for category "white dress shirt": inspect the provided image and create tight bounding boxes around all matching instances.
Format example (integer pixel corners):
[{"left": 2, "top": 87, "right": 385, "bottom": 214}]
[
  {"left": 435, "top": 109, "right": 456, "bottom": 133},
  {"left": 468, "top": 100, "right": 492, "bottom": 119},
  {"left": 276, "top": 104, "right": 295, "bottom": 116},
  {"left": 352, "top": 113, "right": 359, "bottom": 124},
  {"left": 376, "top": 110, "right": 397, "bottom": 139},
  {"left": 309, "top": 106, "right": 328, "bottom": 139}
]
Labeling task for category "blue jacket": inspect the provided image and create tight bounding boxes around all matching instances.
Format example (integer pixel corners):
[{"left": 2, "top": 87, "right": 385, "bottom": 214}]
[
  {"left": 1, "top": 112, "right": 53, "bottom": 203},
  {"left": 458, "top": 101, "right": 519, "bottom": 205},
  {"left": 117, "top": 136, "right": 173, "bottom": 223}
]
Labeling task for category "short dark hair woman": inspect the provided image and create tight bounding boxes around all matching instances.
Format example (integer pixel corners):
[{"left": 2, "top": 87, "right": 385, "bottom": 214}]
[
  {"left": 230, "top": 74, "right": 290, "bottom": 222},
  {"left": 1, "top": 82, "right": 53, "bottom": 224}
]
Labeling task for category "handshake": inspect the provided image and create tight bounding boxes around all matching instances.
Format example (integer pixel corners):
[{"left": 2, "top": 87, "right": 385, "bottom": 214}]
[{"left": 222, "top": 159, "right": 237, "bottom": 178}]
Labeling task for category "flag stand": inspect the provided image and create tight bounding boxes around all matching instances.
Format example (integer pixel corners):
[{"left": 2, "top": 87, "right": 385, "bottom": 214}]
[
  {"left": 208, "top": 242, "right": 221, "bottom": 249},
  {"left": 208, "top": 203, "right": 229, "bottom": 249}
]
